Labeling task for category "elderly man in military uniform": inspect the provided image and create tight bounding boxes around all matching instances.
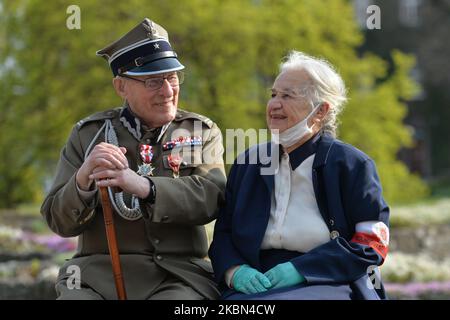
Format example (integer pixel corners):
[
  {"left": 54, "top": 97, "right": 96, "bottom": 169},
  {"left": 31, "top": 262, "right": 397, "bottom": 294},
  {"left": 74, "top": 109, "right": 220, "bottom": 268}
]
[{"left": 41, "top": 18, "right": 226, "bottom": 300}]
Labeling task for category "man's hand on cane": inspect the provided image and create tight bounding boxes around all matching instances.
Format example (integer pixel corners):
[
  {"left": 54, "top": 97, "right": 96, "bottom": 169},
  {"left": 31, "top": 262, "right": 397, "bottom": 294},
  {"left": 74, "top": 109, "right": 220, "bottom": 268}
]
[
  {"left": 77, "top": 142, "right": 131, "bottom": 300},
  {"left": 78, "top": 143, "right": 150, "bottom": 199},
  {"left": 76, "top": 142, "right": 129, "bottom": 191},
  {"left": 91, "top": 165, "right": 151, "bottom": 199}
]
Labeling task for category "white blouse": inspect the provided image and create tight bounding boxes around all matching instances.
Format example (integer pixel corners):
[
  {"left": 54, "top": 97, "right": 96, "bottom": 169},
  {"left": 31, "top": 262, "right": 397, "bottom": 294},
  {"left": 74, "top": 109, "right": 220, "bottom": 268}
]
[{"left": 260, "top": 152, "right": 330, "bottom": 253}]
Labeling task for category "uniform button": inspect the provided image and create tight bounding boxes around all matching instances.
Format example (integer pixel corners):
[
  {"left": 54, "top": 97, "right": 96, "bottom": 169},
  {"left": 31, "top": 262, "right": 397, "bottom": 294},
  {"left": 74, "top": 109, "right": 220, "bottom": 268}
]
[
  {"left": 154, "top": 238, "right": 160, "bottom": 244},
  {"left": 156, "top": 255, "right": 163, "bottom": 261},
  {"left": 330, "top": 219, "right": 335, "bottom": 226},
  {"left": 161, "top": 215, "right": 169, "bottom": 222},
  {"left": 72, "top": 209, "right": 80, "bottom": 216},
  {"left": 146, "top": 139, "right": 151, "bottom": 144},
  {"left": 330, "top": 230, "right": 340, "bottom": 239}
]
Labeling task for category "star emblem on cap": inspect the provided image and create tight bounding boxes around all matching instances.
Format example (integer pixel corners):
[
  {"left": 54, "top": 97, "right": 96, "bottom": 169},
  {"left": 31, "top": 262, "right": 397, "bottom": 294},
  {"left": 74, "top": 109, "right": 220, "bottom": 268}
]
[{"left": 154, "top": 43, "right": 160, "bottom": 49}]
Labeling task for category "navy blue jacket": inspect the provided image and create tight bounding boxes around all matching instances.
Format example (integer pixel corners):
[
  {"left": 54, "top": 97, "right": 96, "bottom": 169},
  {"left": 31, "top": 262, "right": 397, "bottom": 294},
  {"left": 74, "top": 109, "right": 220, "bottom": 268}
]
[{"left": 209, "top": 134, "right": 390, "bottom": 299}]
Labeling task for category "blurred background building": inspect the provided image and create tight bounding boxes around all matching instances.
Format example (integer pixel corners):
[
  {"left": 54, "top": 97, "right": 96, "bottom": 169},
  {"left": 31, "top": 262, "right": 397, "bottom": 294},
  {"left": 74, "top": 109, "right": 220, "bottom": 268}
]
[{"left": 355, "top": 0, "right": 450, "bottom": 184}]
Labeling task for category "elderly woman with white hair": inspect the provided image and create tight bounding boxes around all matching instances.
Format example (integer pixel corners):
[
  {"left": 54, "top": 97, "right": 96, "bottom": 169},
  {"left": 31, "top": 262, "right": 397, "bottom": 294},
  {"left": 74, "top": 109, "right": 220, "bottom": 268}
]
[{"left": 209, "top": 51, "right": 390, "bottom": 300}]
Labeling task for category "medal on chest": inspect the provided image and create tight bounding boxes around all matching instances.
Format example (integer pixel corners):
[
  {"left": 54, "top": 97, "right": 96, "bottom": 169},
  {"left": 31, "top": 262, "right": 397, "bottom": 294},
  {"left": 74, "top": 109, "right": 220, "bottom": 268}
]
[
  {"left": 167, "top": 154, "right": 182, "bottom": 178},
  {"left": 137, "top": 144, "right": 155, "bottom": 176}
]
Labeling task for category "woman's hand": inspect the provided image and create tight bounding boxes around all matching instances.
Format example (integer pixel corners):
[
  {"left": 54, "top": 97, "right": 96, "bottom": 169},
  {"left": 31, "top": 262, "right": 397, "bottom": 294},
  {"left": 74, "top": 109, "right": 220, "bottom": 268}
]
[
  {"left": 264, "top": 262, "right": 305, "bottom": 289},
  {"left": 232, "top": 264, "right": 272, "bottom": 294}
]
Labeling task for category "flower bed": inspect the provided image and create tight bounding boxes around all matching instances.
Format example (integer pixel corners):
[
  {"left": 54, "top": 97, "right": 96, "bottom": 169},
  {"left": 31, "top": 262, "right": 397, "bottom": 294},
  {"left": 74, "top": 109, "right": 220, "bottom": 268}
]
[
  {"left": 385, "top": 281, "right": 450, "bottom": 299},
  {"left": 391, "top": 198, "right": 450, "bottom": 227},
  {"left": 382, "top": 252, "right": 450, "bottom": 283}
]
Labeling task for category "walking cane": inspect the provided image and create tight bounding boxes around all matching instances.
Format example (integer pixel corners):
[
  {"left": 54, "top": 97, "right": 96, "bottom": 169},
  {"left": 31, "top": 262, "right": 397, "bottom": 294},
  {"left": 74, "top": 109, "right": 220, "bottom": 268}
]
[{"left": 100, "top": 186, "right": 127, "bottom": 300}]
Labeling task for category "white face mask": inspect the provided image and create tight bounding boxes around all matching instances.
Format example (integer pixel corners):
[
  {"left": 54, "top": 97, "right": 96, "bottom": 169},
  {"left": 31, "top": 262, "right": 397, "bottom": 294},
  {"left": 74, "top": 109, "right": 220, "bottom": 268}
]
[{"left": 271, "top": 103, "right": 321, "bottom": 148}]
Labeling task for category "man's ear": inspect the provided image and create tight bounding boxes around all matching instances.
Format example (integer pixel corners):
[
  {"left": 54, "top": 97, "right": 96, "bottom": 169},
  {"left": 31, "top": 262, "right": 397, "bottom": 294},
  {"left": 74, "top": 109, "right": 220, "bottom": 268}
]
[{"left": 113, "top": 76, "right": 127, "bottom": 99}]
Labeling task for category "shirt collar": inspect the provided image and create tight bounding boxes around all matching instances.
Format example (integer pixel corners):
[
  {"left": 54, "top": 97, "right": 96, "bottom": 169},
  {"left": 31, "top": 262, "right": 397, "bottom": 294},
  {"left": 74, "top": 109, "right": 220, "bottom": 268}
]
[{"left": 287, "top": 133, "right": 321, "bottom": 171}]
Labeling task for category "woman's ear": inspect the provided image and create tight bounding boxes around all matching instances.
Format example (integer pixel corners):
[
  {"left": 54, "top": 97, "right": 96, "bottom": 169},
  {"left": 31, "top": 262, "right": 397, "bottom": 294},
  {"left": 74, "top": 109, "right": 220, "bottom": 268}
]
[
  {"left": 113, "top": 76, "right": 127, "bottom": 99},
  {"left": 316, "top": 102, "right": 330, "bottom": 123}
]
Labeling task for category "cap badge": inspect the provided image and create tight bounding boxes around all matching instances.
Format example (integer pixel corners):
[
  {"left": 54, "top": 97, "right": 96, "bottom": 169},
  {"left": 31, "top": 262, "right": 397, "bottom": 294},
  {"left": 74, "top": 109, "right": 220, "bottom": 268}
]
[{"left": 143, "top": 20, "right": 157, "bottom": 39}]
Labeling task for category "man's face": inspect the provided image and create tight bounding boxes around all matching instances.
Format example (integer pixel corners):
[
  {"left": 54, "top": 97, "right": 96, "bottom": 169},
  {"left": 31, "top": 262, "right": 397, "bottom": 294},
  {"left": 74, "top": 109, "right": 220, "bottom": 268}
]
[
  {"left": 266, "top": 69, "right": 313, "bottom": 133},
  {"left": 120, "top": 72, "right": 180, "bottom": 128}
]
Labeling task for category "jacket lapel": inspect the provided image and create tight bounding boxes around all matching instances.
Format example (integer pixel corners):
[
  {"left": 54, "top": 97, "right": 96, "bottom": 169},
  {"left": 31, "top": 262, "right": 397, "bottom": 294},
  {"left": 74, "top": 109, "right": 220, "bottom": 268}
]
[
  {"left": 312, "top": 134, "right": 336, "bottom": 231},
  {"left": 313, "top": 134, "right": 335, "bottom": 169},
  {"left": 258, "top": 142, "right": 277, "bottom": 194},
  {"left": 258, "top": 136, "right": 336, "bottom": 200}
]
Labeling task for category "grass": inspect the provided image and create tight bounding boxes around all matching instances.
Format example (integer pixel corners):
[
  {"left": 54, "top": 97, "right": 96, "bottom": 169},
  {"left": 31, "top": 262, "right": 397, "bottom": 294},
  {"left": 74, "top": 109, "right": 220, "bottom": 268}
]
[
  {"left": 10, "top": 204, "right": 42, "bottom": 217},
  {"left": 0, "top": 206, "right": 48, "bottom": 235}
]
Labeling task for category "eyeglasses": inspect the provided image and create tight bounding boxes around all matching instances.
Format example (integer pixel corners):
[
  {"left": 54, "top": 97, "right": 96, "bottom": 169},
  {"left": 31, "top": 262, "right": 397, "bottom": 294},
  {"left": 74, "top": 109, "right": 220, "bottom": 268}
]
[{"left": 120, "top": 71, "right": 184, "bottom": 91}]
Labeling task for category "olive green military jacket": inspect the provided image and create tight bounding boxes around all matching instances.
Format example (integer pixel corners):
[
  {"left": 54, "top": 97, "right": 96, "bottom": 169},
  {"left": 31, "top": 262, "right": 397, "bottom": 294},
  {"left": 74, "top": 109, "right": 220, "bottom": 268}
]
[{"left": 41, "top": 106, "right": 226, "bottom": 300}]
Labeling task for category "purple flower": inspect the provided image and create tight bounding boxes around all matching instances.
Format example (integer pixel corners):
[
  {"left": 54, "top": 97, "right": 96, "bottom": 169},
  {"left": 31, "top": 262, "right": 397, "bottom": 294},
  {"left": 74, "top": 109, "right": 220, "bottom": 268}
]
[
  {"left": 385, "top": 281, "right": 450, "bottom": 298},
  {"left": 21, "top": 232, "right": 77, "bottom": 252}
]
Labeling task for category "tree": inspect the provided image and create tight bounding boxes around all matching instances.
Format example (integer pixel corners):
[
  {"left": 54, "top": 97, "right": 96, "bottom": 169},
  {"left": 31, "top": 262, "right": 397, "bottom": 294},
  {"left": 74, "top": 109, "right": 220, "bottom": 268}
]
[{"left": 0, "top": 0, "right": 428, "bottom": 207}]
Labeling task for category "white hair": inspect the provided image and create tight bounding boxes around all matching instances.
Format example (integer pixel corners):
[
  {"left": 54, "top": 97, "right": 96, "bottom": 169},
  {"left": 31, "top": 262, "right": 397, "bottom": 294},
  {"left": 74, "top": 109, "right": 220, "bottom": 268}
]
[{"left": 280, "top": 50, "right": 348, "bottom": 137}]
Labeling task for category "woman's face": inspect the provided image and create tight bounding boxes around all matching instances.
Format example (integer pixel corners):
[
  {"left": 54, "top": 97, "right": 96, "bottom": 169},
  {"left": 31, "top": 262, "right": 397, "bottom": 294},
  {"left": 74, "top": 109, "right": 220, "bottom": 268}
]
[{"left": 266, "top": 69, "right": 313, "bottom": 133}]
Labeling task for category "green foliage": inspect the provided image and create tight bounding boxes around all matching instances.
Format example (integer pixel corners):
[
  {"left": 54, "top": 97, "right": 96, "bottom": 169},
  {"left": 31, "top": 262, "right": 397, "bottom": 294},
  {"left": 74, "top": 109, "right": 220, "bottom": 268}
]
[
  {"left": 0, "top": 0, "right": 428, "bottom": 207},
  {"left": 383, "top": 252, "right": 450, "bottom": 283},
  {"left": 390, "top": 198, "right": 450, "bottom": 228},
  {"left": 340, "top": 50, "right": 429, "bottom": 203}
]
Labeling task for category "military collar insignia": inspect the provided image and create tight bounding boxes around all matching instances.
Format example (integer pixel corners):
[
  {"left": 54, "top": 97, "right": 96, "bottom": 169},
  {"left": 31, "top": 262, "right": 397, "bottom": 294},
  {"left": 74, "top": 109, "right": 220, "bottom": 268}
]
[
  {"left": 119, "top": 106, "right": 143, "bottom": 141},
  {"left": 120, "top": 106, "right": 173, "bottom": 143}
]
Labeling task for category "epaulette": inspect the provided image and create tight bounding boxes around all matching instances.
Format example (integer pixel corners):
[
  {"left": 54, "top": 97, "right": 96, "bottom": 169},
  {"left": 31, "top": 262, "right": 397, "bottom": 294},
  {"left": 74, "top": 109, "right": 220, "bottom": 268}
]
[
  {"left": 173, "top": 109, "right": 214, "bottom": 129},
  {"left": 76, "top": 108, "right": 121, "bottom": 129}
]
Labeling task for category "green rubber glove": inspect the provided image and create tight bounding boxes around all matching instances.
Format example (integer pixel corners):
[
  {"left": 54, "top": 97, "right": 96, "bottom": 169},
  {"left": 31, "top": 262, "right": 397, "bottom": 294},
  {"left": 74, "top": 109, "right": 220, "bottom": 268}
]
[
  {"left": 264, "top": 262, "right": 305, "bottom": 289},
  {"left": 232, "top": 264, "right": 272, "bottom": 294}
]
